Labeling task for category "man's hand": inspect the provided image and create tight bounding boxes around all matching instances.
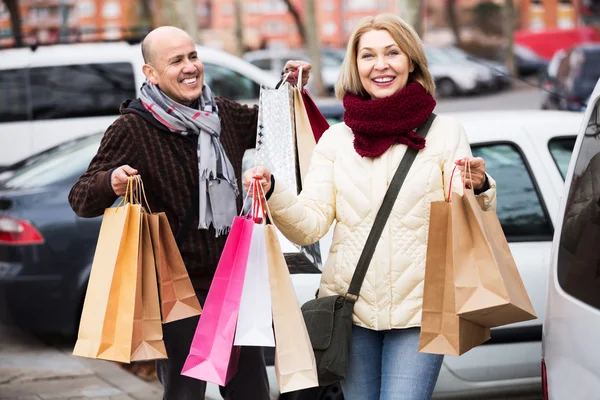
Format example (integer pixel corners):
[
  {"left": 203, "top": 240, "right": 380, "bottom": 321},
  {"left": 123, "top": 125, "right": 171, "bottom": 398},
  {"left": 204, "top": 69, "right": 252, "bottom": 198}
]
[
  {"left": 282, "top": 60, "right": 312, "bottom": 88},
  {"left": 455, "top": 157, "right": 487, "bottom": 191},
  {"left": 111, "top": 165, "right": 138, "bottom": 196},
  {"left": 243, "top": 166, "right": 272, "bottom": 195}
]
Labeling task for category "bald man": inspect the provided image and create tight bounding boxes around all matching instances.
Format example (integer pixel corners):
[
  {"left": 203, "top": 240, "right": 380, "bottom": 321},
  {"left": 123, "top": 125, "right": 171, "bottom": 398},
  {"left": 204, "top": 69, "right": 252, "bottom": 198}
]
[{"left": 69, "top": 26, "right": 311, "bottom": 400}]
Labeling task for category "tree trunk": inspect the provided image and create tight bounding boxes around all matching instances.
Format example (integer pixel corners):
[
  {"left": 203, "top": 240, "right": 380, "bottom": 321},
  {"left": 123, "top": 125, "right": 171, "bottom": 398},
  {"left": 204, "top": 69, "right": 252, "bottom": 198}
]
[
  {"left": 4, "top": 0, "right": 23, "bottom": 47},
  {"left": 395, "top": 0, "right": 423, "bottom": 37},
  {"left": 446, "top": 0, "right": 461, "bottom": 47},
  {"left": 233, "top": 0, "right": 244, "bottom": 57},
  {"left": 282, "top": 0, "right": 307, "bottom": 45},
  {"left": 175, "top": 0, "right": 198, "bottom": 42},
  {"left": 503, "top": 0, "right": 517, "bottom": 77},
  {"left": 304, "top": 0, "right": 325, "bottom": 96}
]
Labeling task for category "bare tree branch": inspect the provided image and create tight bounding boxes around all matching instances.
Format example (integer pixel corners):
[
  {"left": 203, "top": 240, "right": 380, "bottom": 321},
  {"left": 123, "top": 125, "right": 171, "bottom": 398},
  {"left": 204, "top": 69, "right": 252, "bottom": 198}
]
[
  {"left": 282, "top": 0, "right": 306, "bottom": 45},
  {"left": 4, "top": 0, "right": 23, "bottom": 47},
  {"left": 446, "top": 0, "right": 462, "bottom": 47}
]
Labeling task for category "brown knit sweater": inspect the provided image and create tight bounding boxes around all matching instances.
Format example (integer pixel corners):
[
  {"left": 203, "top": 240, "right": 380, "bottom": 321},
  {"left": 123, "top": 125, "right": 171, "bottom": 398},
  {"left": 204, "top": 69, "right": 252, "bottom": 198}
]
[{"left": 68, "top": 97, "right": 258, "bottom": 290}]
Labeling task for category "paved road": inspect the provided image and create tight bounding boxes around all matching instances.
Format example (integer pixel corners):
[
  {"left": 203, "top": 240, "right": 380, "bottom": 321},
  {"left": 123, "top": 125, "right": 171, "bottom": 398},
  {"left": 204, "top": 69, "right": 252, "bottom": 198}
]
[{"left": 436, "top": 84, "right": 544, "bottom": 114}]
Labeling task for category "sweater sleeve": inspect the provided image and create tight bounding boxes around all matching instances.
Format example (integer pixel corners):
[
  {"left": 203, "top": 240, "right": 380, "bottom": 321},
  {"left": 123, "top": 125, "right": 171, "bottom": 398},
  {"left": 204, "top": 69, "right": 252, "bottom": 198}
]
[
  {"left": 217, "top": 97, "right": 259, "bottom": 150},
  {"left": 68, "top": 114, "right": 139, "bottom": 218},
  {"left": 443, "top": 118, "right": 497, "bottom": 211},
  {"left": 266, "top": 128, "right": 337, "bottom": 246}
]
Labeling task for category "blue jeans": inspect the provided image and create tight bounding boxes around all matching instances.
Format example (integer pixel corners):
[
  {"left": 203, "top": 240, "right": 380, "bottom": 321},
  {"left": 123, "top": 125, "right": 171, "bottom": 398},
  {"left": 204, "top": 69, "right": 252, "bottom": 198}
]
[{"left": 341, "top": 326, "right": 443, "bottom": 400}]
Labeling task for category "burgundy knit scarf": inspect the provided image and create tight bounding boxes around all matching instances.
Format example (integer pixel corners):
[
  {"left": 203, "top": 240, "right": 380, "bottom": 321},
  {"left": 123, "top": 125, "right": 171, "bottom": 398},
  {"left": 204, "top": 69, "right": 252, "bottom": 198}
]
[{"left": 343, "top": 82, "right": 436, "bottom": 158}]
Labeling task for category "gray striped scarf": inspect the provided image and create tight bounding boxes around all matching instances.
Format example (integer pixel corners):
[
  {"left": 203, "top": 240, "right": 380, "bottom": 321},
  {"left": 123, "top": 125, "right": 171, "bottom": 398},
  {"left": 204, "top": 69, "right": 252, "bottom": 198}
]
[{"left": 140, "top": 82, "right": 238, "bottom": 236}]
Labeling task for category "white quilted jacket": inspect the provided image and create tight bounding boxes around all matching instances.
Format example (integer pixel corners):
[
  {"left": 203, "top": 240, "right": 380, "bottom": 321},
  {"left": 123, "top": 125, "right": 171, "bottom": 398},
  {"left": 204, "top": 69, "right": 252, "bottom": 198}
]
[{"left": 267, "top": 115, "right": 497, "bottom": 330}]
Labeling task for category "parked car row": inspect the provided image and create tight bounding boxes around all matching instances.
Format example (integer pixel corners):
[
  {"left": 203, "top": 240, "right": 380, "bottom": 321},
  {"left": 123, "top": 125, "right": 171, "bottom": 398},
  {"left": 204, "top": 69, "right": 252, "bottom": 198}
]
[{"left": 244, "top": 45, "right": 532, "bottom": 99}]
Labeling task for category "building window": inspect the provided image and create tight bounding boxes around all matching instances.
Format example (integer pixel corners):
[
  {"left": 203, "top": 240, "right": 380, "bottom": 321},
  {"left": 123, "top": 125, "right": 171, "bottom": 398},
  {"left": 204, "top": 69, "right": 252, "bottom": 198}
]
[
  {"left": 323, "top": 22, "right": 337, "bottom": 36},
  {"left": 78, "top": 1, "right": 95, "bottom": 18},
  {"left": 103, "top": 1, "right": 121, "bottom": 19},
  {"left": 349, "top": 0, "right": 376, "bottom": 11},
  {"left": 222, "top": 3, "right": 234, "bottom": 15}
]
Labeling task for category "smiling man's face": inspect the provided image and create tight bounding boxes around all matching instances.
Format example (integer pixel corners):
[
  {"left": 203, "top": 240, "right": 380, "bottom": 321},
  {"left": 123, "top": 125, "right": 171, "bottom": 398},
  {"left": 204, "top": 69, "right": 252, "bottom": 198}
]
[{"left": 143, "top": 27, "right": 204, "bottom": 106}]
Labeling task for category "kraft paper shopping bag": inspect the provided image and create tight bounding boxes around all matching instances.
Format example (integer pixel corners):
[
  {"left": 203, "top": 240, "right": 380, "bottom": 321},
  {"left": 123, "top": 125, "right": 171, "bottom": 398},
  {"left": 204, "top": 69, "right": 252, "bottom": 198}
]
[
  {"left": 131, "top": 212, "right": 168, "bottom": 361},
  {"left": 451, "top": 187, "right": 537, "bottom": 328},
  {"left": 181, "top": 216, "right": 254, "bottom": 386},
  {"left": 149, "top": 212, "right": 202, "bottom": 323},
  {"left": 74, "top": 179, "right": 141, "bottom": 363},
  {"left": 419, "top": 200, "right": 491, "bottom": 356}
]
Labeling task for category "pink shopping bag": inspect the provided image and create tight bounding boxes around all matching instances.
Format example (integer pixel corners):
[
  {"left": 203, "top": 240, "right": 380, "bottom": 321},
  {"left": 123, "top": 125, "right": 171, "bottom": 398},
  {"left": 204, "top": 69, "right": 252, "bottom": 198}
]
[{"left": 181, "top": 215, "right": 254, "bottom": 385}]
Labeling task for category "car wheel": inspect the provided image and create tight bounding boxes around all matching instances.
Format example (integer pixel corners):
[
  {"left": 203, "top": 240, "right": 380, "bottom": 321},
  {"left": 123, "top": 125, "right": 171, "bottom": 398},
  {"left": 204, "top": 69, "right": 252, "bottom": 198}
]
[
  {"left": 437, "top": 78, "right": 458, "bottom": 98},
  {"left": 319, "top": 383, "right": 344, "bottom": 400}
]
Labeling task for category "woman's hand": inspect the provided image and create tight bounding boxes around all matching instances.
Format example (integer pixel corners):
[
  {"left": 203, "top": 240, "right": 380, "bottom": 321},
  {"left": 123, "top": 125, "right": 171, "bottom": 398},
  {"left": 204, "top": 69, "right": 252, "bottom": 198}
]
[
  {"left": 455, "top": 157, "right": 487, "bottom": 191},
  {"left": 243, "top": 166, "right": 272, "bottom": 195},
  {"left": 282, "top": 60, "right": 312, "bottom": 87}
]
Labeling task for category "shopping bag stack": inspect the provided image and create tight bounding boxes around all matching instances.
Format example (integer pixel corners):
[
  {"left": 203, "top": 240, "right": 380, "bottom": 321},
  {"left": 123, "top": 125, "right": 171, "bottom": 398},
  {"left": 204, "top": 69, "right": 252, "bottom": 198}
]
[
  {"left": 182, "top": 179, "right": 319, "bottom": 393},
  {"left": 419, "top": 160, "right": 537, "bottom": 356},
  {"left": 73, "top": 176, "right": 201, "bottom": 363}
]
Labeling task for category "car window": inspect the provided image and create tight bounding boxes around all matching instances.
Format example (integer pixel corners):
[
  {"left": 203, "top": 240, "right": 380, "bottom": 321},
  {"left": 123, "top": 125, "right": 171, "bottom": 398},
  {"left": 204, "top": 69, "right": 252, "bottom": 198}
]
[
  {"left": 203, "top": 63, "right": 260, "bottom": 101},
  {"left": 581, "top": 51, "right": 600, "bottom": 81},
  {"left": 557, "top": 99, "right": 600, "bottom": 309},
  {"left": 472, "top": 143, "right": 553, "bottom": 241},
  {"left": 0, "top": 68, "right": 29, "bottom": 122},
  {"left": 549, "top": 137, "right": 576, "bottom": 180},
  {"left": 2, "top": 134, "right": 102, "bottom": 189},
  {"left": 251, "top": 58, "right": 273, "bottom": 70},
  {"left": 29, "top": 63, "right": 135, "bottom": 120}
]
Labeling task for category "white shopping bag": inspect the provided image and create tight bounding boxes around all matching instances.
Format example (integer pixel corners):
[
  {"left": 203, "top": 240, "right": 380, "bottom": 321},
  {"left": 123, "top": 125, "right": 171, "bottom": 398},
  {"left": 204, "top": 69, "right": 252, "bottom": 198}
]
[{"left": 234, "top": 223, "right": 276, "bottom": 347}]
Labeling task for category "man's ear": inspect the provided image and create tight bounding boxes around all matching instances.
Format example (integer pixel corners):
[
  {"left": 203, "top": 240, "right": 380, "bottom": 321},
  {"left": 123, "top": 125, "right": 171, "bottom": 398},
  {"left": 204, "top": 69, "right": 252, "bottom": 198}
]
[{"left": 142, "top": 64, "right": 158, "bottom": 85}]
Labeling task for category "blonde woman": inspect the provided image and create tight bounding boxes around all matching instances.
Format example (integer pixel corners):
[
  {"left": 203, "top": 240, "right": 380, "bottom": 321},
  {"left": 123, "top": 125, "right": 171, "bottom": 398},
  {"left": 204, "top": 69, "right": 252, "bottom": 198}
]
[{"left": 244, "top": 14, "right": 496, "bottom": 399}]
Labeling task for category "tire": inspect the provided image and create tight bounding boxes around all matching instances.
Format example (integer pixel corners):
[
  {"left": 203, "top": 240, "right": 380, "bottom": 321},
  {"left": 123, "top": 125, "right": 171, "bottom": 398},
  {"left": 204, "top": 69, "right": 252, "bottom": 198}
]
[{"left": 436, "top": 78, "right": 458, "bottom": 98}]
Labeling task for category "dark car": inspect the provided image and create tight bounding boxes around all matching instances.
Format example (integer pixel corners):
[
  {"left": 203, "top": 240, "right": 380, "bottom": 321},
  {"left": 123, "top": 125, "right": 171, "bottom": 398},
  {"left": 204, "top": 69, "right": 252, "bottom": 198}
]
[
  {"left": 551, "top": 43, "right": 600, "bottom": 111},
  {"left": 0, "top": 133, "right": 104, "bottom": 336},
  {"left": 514, "top": 44, "right": 549, "bottom": 78}
]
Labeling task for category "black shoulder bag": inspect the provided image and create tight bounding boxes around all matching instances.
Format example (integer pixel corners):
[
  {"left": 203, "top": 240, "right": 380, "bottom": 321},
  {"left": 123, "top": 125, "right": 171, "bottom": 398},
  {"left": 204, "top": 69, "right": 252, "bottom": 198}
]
[{"left": 301, "top": 114, "right": 436, "bottom": 386}]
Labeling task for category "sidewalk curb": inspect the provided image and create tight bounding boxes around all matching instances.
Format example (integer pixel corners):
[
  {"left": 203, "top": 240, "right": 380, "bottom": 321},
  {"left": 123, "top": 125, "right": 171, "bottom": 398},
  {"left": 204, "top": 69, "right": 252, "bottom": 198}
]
[{"left": 76, "top": 358, "right": 162, "bottom": 400}]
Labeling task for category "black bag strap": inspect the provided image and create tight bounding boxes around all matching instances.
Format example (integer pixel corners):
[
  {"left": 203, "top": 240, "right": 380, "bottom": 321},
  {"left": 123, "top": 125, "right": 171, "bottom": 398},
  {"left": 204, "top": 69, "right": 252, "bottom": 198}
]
[
  {"left": 165, "top": 136, "right": 200, "bottom": 248},
  {"left": 347, "top": 113, "right": 437, "bottom": 299}
]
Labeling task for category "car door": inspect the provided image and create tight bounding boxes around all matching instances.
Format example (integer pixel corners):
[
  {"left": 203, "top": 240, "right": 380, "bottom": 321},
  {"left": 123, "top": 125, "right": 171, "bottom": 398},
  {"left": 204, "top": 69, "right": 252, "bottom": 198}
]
[
  {"left": 442, "top": 137, "right": 555, "bottom": 382},
  {"left": 543, "top": 81, "right": 600, "bottom": 400}
]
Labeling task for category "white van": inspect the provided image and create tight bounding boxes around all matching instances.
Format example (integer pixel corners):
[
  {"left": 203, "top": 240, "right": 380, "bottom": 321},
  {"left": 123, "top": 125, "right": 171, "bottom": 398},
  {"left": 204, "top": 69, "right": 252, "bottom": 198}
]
[
  {"left": 542, "top": 78, "right": 600, "bottom": 400},
  {"left": 0, "top": 42, "right": 277, "bottom": 168}
]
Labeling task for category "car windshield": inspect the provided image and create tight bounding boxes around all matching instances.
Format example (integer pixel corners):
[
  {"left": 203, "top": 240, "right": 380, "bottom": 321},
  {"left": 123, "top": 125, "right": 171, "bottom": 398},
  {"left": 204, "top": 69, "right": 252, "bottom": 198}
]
[
  {"left": 581, "top": 51, "right": 600, "bottom": 80},
  {"left": 2, "top": 134, "right": 102, "bottom": 190}
]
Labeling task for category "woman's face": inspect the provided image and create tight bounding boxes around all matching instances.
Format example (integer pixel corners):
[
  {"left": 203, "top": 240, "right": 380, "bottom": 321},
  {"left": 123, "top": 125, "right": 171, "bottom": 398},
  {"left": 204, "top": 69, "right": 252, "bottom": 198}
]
[{"left": 356, "top": 29, "right": 414, "bottom": 100}]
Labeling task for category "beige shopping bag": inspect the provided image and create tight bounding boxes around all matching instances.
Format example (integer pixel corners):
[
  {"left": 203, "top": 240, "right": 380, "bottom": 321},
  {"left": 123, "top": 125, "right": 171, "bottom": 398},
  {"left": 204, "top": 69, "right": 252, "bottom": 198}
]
[
  {"left": 149, "top": 212, "right": 202, "bottom": 323},
  {"left": 265, "top": 224, "right": 319, "bottom": 393},
  {"left": 292, "top": 68, "right": 317, "bottom": 186},
  {"left": 131, "top": 212, "right": 168, "bottom": 361},
  {"left": 419, "top": 200, "right": 491, "bottom": 356},
  {"left": 452, "top": 189, "right": 537, "bottom": 327},
  {"left": 73, "top": 181, "right": 141, "bottom": 363}
]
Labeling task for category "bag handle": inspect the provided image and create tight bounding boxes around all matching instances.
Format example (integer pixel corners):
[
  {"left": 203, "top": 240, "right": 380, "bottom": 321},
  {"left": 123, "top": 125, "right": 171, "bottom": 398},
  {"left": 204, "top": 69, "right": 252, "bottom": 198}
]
[
  {"left": 446, "top": 157, "right": 472, "bottom": 202},
  {"left": 346, "top": 113, "right": 437, "bottom": 300}
]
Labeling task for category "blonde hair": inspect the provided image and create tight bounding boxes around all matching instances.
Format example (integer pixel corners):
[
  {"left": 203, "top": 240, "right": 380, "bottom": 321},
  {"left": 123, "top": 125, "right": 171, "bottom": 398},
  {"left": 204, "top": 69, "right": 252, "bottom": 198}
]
[{"left": 335, "top": 13, "right": 435, "bottom": 99}]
